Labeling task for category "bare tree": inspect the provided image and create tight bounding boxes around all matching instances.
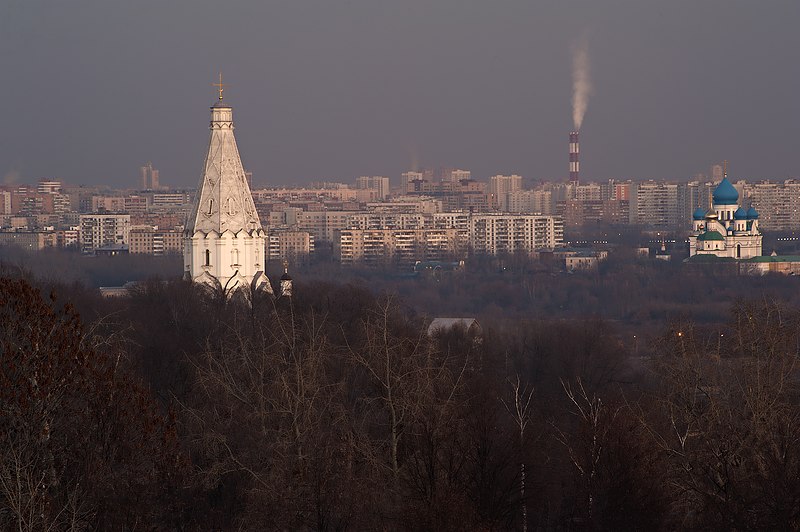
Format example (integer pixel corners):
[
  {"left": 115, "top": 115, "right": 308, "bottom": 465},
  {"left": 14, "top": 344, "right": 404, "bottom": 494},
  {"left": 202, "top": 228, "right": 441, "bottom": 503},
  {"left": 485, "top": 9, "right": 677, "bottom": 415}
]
[
  {"left": 636, "top": 302, "right": 800, "bottom": 529},
  {"left": 553, "top": 377, "right": 620, "bottom": 525},
  {"left": 501, "top": 374, "right": 534, "bottom": 532}
]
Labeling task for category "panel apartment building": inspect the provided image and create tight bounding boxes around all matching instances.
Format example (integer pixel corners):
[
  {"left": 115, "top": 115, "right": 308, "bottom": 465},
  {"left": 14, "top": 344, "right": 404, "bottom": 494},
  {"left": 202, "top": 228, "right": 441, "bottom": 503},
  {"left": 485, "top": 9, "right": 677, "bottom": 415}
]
[{"left": 79, "top": 214, "right": 130, "bottom": 254}]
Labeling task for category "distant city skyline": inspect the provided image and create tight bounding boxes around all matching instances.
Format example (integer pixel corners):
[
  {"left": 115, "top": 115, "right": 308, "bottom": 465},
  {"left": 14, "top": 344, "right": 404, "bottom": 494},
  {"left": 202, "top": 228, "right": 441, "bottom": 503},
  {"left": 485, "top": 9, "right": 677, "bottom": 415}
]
[{"left": 2, "top": 2, "right": 799, "bottom": 188}]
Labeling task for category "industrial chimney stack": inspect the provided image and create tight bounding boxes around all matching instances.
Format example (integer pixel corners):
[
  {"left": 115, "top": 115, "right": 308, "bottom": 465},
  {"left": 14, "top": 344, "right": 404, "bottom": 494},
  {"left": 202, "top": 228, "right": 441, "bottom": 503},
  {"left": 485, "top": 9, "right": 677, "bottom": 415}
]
[{"left": 569, "top": 131, "right": 579, "bottom": 184}]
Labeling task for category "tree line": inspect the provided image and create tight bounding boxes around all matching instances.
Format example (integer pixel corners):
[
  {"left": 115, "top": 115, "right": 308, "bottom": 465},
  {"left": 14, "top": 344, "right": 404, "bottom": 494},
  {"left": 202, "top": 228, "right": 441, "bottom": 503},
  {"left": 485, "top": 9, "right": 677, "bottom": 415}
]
[{"left": 1, "top": 270, "right": 800, "bottom": 529}]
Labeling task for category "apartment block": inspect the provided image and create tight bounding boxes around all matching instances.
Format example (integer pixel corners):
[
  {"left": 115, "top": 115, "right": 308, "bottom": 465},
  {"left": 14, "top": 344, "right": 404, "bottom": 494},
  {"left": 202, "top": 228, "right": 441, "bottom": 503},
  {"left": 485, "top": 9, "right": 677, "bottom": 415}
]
[
  {"left": 79, "top": 214, "right": 130, "bottom": 254},
  {"left": 742, "top": 180, "right": 800, "bottom": 230},
  {"left": 469, "top": 214, "right": 563, "bottom": 255},
  {"left": 267, "top": 230, "right": 315, "bottom": 264},
  {"left": 129, "top": 225, "right": 183, "bottom": 255},
  {"left": 338, "top": 228, "right": 462, "bottom": 265}
]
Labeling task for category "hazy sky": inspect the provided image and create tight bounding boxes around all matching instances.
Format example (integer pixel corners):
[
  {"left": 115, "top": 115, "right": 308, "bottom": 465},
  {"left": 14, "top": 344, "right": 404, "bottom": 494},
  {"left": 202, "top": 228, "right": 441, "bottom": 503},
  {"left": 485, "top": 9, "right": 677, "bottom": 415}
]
[{"left": 2, "top": 1, "right": 799, "bottom": 188}]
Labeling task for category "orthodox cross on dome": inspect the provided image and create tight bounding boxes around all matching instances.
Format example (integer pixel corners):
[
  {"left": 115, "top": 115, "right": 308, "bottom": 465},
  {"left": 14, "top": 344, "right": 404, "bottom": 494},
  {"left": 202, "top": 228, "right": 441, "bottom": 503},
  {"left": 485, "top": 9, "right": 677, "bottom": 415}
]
[
  {"left": 212, "top": 72, "right": 228, "bottom": 101},
  {"left": 723, "top": 159, "right": 728, "bottom": 178}
]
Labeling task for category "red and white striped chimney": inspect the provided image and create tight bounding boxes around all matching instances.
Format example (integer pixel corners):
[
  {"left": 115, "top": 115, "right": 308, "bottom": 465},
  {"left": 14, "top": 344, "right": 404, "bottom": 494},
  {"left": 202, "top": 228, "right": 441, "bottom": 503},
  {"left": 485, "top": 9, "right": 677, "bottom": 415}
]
[{"left": 569, "top": 131, "right": 579, "bottom": 184}]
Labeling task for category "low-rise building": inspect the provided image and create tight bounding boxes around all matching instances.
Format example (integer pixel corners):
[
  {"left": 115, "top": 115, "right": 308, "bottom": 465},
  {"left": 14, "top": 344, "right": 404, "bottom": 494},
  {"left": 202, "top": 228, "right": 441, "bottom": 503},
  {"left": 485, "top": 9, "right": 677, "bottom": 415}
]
[{"left": 0, "top": 230, "right": 57, "bottom": 250}]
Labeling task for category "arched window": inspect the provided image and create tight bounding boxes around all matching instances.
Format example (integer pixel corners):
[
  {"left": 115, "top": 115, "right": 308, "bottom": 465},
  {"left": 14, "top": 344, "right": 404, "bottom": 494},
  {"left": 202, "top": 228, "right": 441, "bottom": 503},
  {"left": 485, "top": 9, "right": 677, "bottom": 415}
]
[
  {"left": 737, "top": 244, "right": 741, "bottom": 259},
  {"left": 231, "top": 248, "right": 240, "bottom": 265},
  {"left": 205, "top": 249, "right": 211, "bottom": 266}
]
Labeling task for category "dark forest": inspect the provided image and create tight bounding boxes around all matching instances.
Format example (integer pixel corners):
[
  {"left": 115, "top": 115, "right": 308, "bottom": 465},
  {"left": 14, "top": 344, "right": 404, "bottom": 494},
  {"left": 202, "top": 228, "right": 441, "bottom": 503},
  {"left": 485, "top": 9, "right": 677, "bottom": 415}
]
[{"left": 2, "top": 249, "right": 800, "bottom": 530}]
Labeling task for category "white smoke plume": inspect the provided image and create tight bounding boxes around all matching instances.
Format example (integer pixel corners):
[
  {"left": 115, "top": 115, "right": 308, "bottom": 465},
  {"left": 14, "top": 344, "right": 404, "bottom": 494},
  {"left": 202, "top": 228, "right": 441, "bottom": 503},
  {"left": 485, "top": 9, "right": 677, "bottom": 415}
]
[{"left": 572, "top": 38, "right": 591, "bottom": 131}]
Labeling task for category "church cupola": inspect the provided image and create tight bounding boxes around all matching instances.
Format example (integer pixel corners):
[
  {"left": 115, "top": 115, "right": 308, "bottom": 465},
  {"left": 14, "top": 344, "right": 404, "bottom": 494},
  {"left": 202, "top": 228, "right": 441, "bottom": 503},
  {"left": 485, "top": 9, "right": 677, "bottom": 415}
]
[
  {"left": 280, "top": 262, "right": 293, "bottom": 298},
  {"left": 712, "top": 177, "right": 739, "bottom": 205}
]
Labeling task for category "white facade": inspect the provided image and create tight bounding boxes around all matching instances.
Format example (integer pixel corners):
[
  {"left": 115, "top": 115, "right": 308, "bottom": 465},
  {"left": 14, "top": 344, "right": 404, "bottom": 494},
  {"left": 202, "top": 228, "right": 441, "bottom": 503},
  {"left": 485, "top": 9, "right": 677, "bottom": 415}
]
[
  {"left": 489, "top": 175, "right": 522, "bottom": 210},
  {"left": 688, "top": 177, "right": 762, "bottom": 259},
  {"left": 184, "top": 96, "right": 268, "bottom": 292},
  {"left": 355, "top": 176, "right": 390, "bottom": 200},
  {"left": 338, "top": 228, "right": 462, "bottom": 264},
  {"left": 469, "top": 214, "right": 563, "bottom": 255},
  {"left": 79, "top": 214, "right": 130, "bottom": 254}
]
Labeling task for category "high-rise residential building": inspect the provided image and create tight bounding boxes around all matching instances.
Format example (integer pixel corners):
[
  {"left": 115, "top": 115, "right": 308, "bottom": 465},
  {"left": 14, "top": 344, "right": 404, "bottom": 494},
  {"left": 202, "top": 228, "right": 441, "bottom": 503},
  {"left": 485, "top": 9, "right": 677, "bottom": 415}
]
[
  {"left": 124, "top": 196, "right": 148, "bottom": 217},
  {"left": 129, "top": 225, "right": 183, "bottom": 255},
  {"left": 711, "top": 163, "right": 724, "bottom": 182},
  {"left": 563, "top": 198, "right": 629, "bottom": 227},
  {"left": 685, "top": 181, "right": 715, "bottom": 225},
  {"left": 611, "top": 181, "right": 632, "bottom": 201},
  {"left": 152, "top": 193, "right": 191, "bottom": 208},
  {"left": 355, "top": 176, "right": 390, "bottom": 201},
  {"left": 37, "top": 180, "right": 62, "bottom": 195},
  {"left": 633, "top": 181, "right": 684, "bottom": 228},
  {"left": 91, "top": 195, "right": 126, "bottom": 213},
  {"left": 267, "top": 230, "right": 315, "bottom": 264},
  {"left": 0, "top": 191, "right": 11, "bottom": 215},
  {"left": 140, "top": 162, "right": 160, "bottom": 190},
  {"left": 401, "top": 171, "right": 424, "bottom": 193},
  {"left": 338, "top": 228, "right": 463, "bottom": 265},
  {"left": 446, "top": 169, "right": 471, "bottom": 183},
  {"left": 489, "top": 175, "right": 522, "bottom": 210},
  {"left": 571, "top": 182, "right": 602, "bottom": 201},
  {"left": 469, "top": 214, "right": 563, "bottom": 255},
  {"left": 400, "top": 172, "right": 422, "bottom": 194},
  {"left": 742, "top": 180, "right": 800, "bottom": 230},
  {"left": 502, "top": 190, "right": 554, "bottom": 215},
  {"left": 184, "top": 89, "right": 268, "bottom": 291},
  {"left": 79, "top": 214, "right": 130, "bottom": 254}
]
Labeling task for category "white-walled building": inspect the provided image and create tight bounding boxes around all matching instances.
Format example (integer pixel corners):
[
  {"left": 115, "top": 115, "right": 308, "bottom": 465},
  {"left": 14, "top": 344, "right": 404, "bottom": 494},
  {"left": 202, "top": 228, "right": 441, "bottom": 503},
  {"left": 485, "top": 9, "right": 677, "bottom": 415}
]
[
  {"left": 689, "top": 177, "right": 762, "bottom": 259},
  {"left": 355, "top": 176, "right": 390, "bottom": 201},
  {"left": 470, "top": 214, "right": 563, "bottom": 255},
  {"left": 183, "top": 92, "right": 268, "bottom": 292},
  {"left": 489, "top": 175, "right": 522, "bottom": 210},
  {"left": 79, "top": 214, "right": 130, "bottom": 254}
]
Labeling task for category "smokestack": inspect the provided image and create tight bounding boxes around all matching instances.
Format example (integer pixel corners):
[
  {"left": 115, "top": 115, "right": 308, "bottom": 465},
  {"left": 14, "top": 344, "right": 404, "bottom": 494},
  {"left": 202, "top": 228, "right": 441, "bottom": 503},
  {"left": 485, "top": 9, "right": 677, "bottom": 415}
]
[{"left": 569, "top": 131, "right": 579, "bottom": 184}]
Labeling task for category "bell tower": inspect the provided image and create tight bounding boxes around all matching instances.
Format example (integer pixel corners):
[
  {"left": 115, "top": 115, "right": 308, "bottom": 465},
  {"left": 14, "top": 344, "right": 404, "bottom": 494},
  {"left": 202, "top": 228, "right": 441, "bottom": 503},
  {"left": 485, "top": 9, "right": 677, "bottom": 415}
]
[{"left": 184, "top": 76, "right": 268, "bottom": 292}]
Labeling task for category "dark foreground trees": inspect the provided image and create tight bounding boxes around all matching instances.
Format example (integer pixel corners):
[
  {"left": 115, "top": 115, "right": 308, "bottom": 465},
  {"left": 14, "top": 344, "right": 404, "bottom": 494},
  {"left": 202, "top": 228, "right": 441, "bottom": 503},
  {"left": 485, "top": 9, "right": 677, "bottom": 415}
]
[
  {"left": 638, "top": 302, "right": 800, "bottom": 530},
  {"left": 4, "top": 272, "right": 800, "bottom": 530},
  {"left": 0, "top": 279, "right": 185, "bottom": 530}
]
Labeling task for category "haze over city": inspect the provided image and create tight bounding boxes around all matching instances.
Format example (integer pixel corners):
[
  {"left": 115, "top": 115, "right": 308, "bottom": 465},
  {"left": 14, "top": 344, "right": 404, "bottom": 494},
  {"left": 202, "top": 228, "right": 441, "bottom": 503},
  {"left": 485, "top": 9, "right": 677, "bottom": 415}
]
[{"left": 2, "top": 1, "right": 799, "bottom": 187}]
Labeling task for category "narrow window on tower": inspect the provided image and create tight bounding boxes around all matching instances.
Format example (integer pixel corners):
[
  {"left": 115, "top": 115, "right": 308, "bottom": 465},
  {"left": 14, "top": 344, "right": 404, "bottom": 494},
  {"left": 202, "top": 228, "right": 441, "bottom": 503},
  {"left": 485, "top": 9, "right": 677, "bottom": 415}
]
[
  {"left": 205, "top": 249, "right": 211, "bottom": 266},
  {"left": 207, "top": 199, "right": 214, "bottom": 215}
]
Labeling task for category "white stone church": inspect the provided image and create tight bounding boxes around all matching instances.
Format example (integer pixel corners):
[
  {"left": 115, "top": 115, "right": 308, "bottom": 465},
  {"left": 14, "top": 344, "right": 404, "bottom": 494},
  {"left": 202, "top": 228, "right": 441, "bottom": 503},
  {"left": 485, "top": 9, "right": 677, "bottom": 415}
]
[
  {"left": 688, "top": 176, "right": 762, "bottom": 259},
  {"left": 183, "top": 89, "right": 271, "bottom": 293}
]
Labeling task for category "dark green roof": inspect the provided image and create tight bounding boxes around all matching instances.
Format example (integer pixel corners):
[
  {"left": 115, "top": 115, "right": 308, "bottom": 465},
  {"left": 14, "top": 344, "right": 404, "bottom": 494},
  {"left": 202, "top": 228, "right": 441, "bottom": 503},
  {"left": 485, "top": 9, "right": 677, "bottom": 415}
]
[
  {"left": 743, "top": 255, "right": 800, "bottom": 263},
  {"left": 697, "top": 230, "right": 725, "bottom": 241},
  {"left": 685, "top": 254, "right": 736, "bottom": 263}
]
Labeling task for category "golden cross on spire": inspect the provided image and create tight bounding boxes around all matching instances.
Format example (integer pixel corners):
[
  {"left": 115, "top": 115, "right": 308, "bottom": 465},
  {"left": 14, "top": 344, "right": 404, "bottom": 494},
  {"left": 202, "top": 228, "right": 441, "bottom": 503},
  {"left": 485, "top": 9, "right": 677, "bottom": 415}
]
[
  {"left": 212, "top": 72, "right": 227, "bottom": 101},
  {"left": 723, "top": 159, "right": 728, "bottom": 178}
]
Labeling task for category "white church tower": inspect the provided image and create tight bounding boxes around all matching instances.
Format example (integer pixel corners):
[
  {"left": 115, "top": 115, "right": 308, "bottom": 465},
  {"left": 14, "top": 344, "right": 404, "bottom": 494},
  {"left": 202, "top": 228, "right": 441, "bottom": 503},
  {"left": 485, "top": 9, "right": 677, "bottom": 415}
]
[{"left": 184, "top": 77, "right": 269, "bottom": 293}]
